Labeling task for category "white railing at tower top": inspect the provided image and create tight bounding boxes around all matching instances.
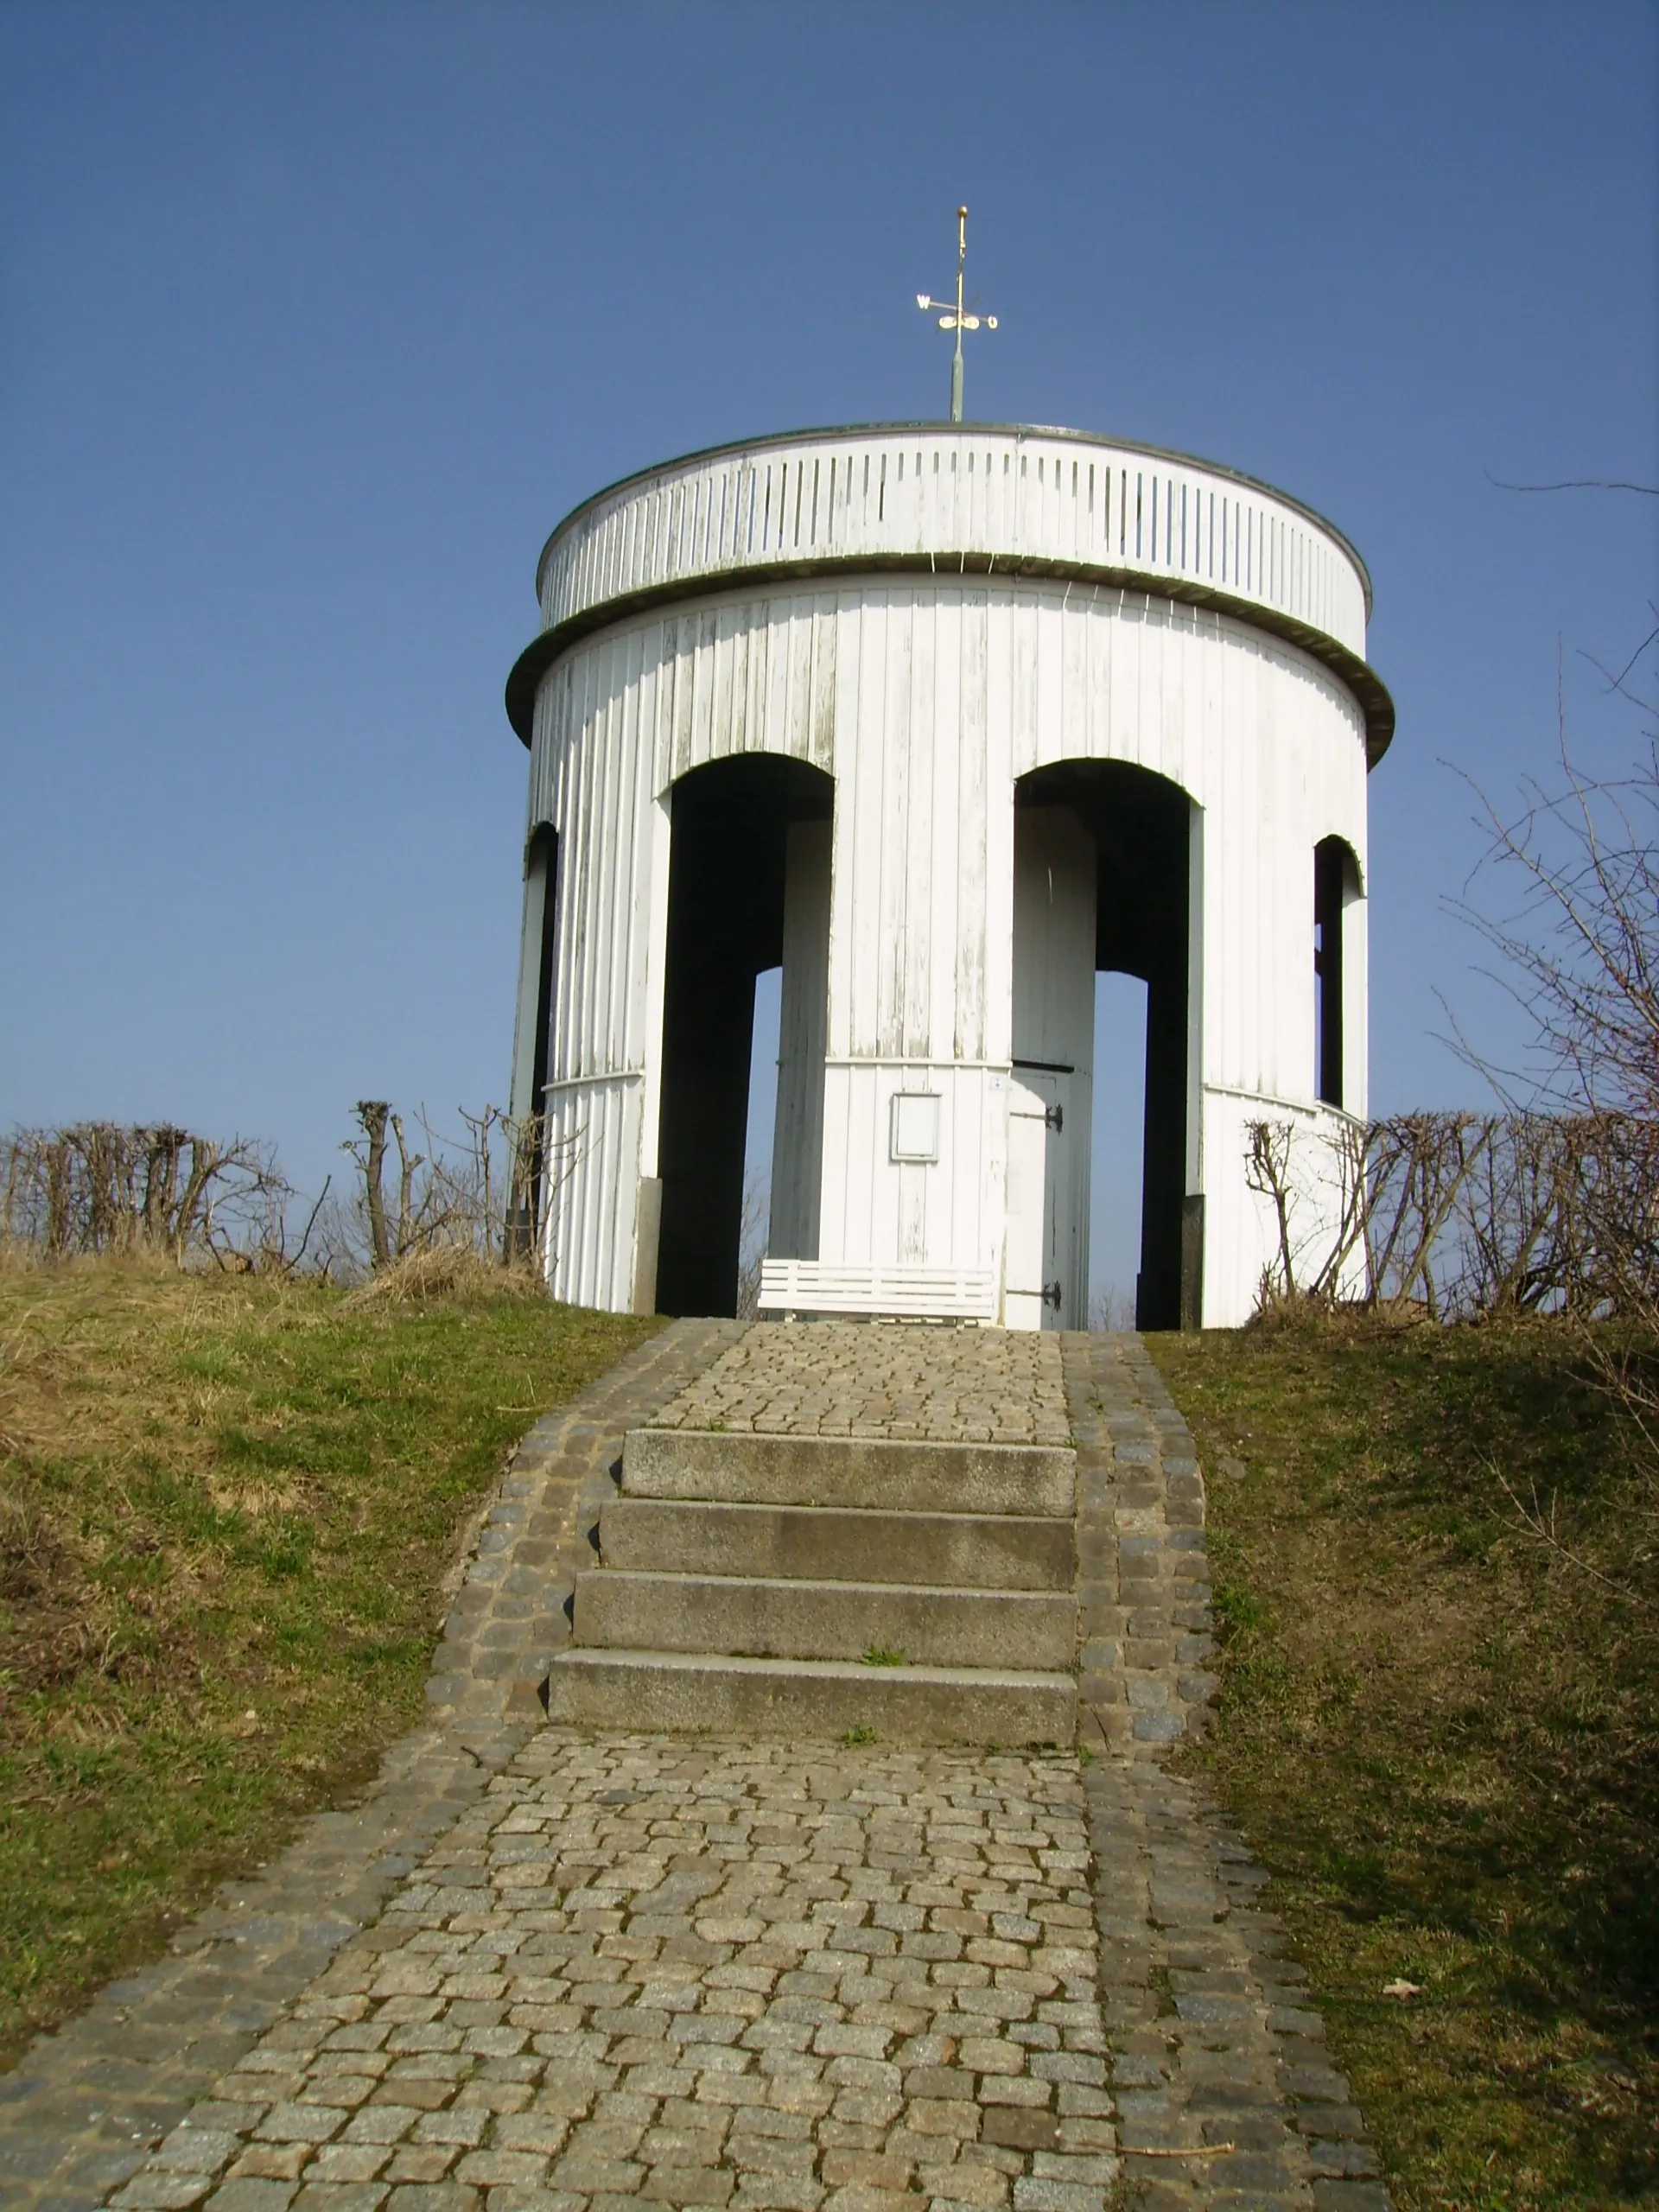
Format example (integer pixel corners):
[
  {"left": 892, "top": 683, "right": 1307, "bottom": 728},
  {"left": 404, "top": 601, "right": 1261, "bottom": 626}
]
[{"left": 535, "top": 426, "right": 1370, "bottom": 660}]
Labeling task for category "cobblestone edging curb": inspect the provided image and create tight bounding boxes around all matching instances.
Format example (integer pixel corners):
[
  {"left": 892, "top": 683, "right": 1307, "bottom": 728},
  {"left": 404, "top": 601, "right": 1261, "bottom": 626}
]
[
  {"left": 1089, "top": 1758, "right": 1389, "bottom": 2212},
  {"left": 1061, "top": 1334, "right": 1216, "bottom": 1754},
  {"left": 1066, "top": 1333, "right": 1391, "bottom": 2211},
  {"left": 0, "top": 1319, "right": 742, "bottom": 2212},
  {"left": 426, "top": 1320, "right": 747, "bottom": 1728}
]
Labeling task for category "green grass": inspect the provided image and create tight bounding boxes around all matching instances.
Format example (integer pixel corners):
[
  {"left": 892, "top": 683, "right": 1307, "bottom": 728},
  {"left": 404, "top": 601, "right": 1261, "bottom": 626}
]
[
  {"left": 1149, "top": 1312, "right": 1659, "bottom": 2212},
  {"left": 0, "top": 1259, "right": 658, "bottom": 2063}
]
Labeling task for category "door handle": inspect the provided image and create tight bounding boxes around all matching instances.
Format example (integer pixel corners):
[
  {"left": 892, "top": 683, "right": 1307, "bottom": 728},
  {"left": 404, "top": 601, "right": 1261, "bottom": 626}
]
[
  {"left": 1042, "top": 1281, "right": 1062, "bottom": 1309},
  {"left": 1045, "top": 1103, "right": 1064, "bottom": 1133}
]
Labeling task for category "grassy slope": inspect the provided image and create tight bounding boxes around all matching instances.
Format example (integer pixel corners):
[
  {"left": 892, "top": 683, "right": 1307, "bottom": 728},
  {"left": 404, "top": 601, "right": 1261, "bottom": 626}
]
[
  {"left": 1150, "top": 1316, "right": 1657, "bottom": 2212},
  {"left": 0, "top": 1261, "right": 658, "bottom": 2064}
]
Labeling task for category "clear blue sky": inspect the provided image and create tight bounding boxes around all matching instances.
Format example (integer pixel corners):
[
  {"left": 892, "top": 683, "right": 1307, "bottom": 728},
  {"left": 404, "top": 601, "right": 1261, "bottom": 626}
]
[{"left": 3, "top": 2, "right": 1655, "bottom": 1276}]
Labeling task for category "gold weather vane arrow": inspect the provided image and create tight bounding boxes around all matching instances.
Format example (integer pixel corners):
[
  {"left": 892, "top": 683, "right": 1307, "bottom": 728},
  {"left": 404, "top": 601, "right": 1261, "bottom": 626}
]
[{"left": 917, "top": 204, "right": 998, "bottom": 423}]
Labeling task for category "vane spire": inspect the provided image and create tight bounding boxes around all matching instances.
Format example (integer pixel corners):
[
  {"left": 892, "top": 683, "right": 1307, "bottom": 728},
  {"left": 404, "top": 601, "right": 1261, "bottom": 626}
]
[{"left": 916, "top": 204, "right": 997, "bottom": 423}]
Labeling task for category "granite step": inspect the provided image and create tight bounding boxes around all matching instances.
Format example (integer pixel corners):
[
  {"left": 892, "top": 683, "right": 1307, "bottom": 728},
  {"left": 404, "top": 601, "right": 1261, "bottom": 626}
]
[
  {"left": 621, "top": 1427, "right": 1076, "bottom": 1516},
  {"left": 544, "top": 1647, "right": 1076, "bottom": 1745},
  {"left": 573, "top": 1568, "right": 1077, "bottom": 1670},
  {"left": 598, "top": 1495, "right": 1077, "bottom": 1590}
]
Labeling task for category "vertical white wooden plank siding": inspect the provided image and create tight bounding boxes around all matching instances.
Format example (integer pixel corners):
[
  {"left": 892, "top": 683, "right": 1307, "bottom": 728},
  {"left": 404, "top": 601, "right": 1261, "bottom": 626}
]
[
  {"left": 982, "top": 590, "right": 1016, "bottom": 1073},
  {"left": 518, "top": 539, "right": 1372, "bottom": 1322},
  {"left": 615, "top": 659, "right": 652, "bottom": 1284},
  {"left": 842, "top": 595, "right": 880, "bottom": 1059},
  {"left": 904, "top": 591, "right": 936, "bottom": 1058},
  {"left": 874, "top": 593, "right": 911, "bottom": 1058},
  {"left": 955, "top": 590, "right": 989, "bottom": 1064},
  {"left": 784, "top": 596, "right": 812, "bottom": 761},
  {"left": 600, "top": 649, "right": 632, "bottom": 1081},
  {"left": 929, "top": 593, "right": 964, "bottom": 1064},
  {"left": 1346, "top": 880, "right": 1370, "bottom": 1124},
  {"left": 625, "top": 634, "right": 658, "bottom": 1080},
  {"left": 1219, "top": 636, "right": 1248, "bottom": 1092},
  {"left": 714, "top": 601, "right": 739, "bottom": 755},
  {"left": 542, "top": 1088, "right": 571, "bottom": 1294},
  {"left": 536, "top": 429, "right": 1369, "bottom": 659},
  {"left": 823, "top": 596, "right": 860, "bottom": 1069},
  {"left": 550, "top": 661, "right": 587, "bottom": 1084},
  {"left": 686, "top": 607, "right": 710, "bottom": 764},
  {"left": 1058, "top": 586, "right": 1087, "bottom": 769},
  {"left": 562, "top": 683, "right": 598, "bottom": 1300},
  {"left": 570, "top": 658, "right": 606, "bottom": 1092},
  {"left": 1039, "top": 592, "right": 1065, "bottom": 769},
  {"left": 667, "top": 613, "right": 692, "bottom": 785},
  {"left": 646, "top": 620, "right": 673, "bottom": 760},
  {"left": 1185, "top": 800, "right": 1205, "bottom": 1202},
  {"left": 858, "top": 1061, "right": 887, "bottom": 1268},
  {"left": 637, "top": 791, "right": 672, "bottom": 1177},
  {"left": 811, "top": 596, "right": 837, "bottom": 775},
  {"left": 576, "top": 652, "right": 610, "bottom": 1081}
]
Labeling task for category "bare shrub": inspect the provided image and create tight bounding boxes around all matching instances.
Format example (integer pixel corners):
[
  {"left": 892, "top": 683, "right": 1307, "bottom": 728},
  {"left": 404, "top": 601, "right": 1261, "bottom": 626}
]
[
  {"left": 0, "top": 1103, "right": 582, "bottom": 1289},
  {"left": 1244, "top": 1115, "right": 1370, "bottom": 1310},
  {"left": 1248, "top": 1109, "right": 1657, "bottom": 1325},
  {"left": 1444, "top": 622, "right": 1659, "bottom": 1523},
  {"left": 331, "top": 1103, "right": 579, "bottom": 1284},
  {"left": 1, "top": 1123, "right": 296, "bottom": 1270},
  {"left": 1452, "top": 732, "right": 1659, "bottom": 1120}
]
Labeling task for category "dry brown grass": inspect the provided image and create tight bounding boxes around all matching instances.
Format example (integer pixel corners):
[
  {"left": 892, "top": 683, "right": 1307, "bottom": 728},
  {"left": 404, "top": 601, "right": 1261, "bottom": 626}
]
[{"left": 340, "top": 1243, "right": 548, "bottom": 1308}]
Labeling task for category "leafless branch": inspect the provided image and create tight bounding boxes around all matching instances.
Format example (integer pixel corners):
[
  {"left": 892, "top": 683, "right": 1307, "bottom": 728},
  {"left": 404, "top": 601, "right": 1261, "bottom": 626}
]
[{"left": 1484, "top": 473, "right": 1659, "bottom": 497}]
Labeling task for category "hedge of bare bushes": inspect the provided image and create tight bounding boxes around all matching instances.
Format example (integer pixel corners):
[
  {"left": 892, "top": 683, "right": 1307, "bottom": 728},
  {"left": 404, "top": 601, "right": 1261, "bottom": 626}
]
[
  {"left": 1, "top": 1104, "right": 558, "bottom": 1284},
  {"left": 1246, "top": 1109, "right": 1659, "bottom": 1322}
]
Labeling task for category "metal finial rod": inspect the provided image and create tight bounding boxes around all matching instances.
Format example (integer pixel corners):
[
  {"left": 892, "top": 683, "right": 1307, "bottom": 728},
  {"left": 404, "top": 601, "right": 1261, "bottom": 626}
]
[{"left": 916, "top": 202, "right": 997, "bottom": 423}]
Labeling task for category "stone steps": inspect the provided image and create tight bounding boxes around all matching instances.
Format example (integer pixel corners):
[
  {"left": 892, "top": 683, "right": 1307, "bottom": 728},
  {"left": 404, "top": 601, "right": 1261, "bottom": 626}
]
[
  {"left": 550, "top": 1647, "right": 1076, "bottom": 1744},
  {"left": 599, "top": 1495, "right": 1077, "bottom": 1589},
  {"left": 547, "top": 1420, "right": 1080, "bottom": 1745},
  {"left": 574, "top": 1569, "right": 1077, "bottom": 1669},
  {"left": 621, "top": 1427, "right": 1076, "bottom": 1516}
]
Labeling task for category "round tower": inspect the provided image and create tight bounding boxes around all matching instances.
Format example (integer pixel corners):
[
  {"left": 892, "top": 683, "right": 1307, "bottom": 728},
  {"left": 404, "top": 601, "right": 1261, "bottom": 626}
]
[{"left": 505, "top": 423, "right": 1391, "bottom": 1328}]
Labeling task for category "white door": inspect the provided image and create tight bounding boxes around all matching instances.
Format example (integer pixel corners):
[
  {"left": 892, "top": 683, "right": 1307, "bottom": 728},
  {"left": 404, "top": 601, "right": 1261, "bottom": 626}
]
[
  {"left": 1005, "top": 1068, "right": 1072, "bottom": 1330},
  {"left": 1010, "top": 804, "right": 1095, "bottom": 1332}
]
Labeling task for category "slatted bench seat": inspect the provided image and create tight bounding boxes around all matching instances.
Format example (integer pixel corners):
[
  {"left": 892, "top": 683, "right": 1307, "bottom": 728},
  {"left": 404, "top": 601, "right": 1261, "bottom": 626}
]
[{"left": 756, "top": 1260, "right": 998, "bottom": 1322}]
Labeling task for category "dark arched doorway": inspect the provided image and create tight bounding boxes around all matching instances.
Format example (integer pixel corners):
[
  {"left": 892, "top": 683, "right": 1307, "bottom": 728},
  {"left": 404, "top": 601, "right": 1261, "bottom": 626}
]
[
  {"left": 1015, "top": 760, "right": 1199, "bottom": 1331},
  {"left": 1314, "top": 835, "right": 1362, "bottom": 1110},
  {"left": 655, "top": 753, "right": 835, "bottom": 1316}
]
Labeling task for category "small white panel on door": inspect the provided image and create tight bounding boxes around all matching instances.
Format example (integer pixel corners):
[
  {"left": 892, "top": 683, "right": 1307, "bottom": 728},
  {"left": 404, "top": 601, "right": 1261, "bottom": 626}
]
[{"left": 889, "top": 1092, "right": 941, "bottom": 1164}]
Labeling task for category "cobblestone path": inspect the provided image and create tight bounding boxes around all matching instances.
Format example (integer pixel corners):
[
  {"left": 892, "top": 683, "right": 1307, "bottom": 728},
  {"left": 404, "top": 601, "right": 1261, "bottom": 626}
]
[
  {"left": 110, "top": 1738, "right": 1113, "bottom": 2209},
  {"left": 650, "top": 1326, "right": 1072, "bottom": 1448},
  {"left": 0, "top": 1325, "right": 1391, "bottom": 2212}
]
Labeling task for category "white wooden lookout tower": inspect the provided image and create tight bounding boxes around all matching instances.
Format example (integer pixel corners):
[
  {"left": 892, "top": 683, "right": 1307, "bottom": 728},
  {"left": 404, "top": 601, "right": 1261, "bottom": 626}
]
[{"left": 505, "top": 422, "right": 1392, "bottom": 1329}]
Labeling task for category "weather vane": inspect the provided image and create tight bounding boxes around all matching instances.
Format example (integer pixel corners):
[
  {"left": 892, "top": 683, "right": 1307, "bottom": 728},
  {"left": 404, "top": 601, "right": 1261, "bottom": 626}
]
[{"left": 917, "top": 204, "right": 997, "bottom": 423}]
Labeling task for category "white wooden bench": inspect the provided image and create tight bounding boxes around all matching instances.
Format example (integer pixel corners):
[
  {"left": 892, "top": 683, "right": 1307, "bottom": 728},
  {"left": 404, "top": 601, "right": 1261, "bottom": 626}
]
[{"left": 756, "top": 1260, "right": 999, "bottom": 1322}]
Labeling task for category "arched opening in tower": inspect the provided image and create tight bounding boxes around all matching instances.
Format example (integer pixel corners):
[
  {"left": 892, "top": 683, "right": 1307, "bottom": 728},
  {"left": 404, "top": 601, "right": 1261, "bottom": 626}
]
[
  {"left": 508, "top": 822, "right": 560, "bottom": 1261},
  {"left": 654, "top": 753, "right": 835, "bottom": 1318},
  {"left": 1314, "top": 835, "right": 1362, "bottom": 1110},
  {"left": 1014, "top": 760, "right": 1198, "bottom": 1332}
]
